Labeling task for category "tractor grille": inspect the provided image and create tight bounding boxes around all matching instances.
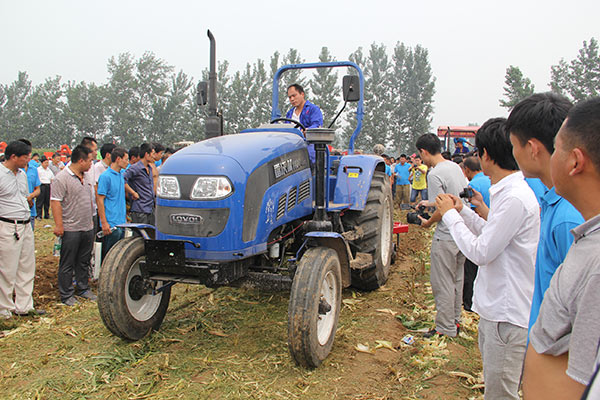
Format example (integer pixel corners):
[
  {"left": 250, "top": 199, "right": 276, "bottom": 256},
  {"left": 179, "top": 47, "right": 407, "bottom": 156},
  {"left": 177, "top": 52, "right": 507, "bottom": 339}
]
[
  {"left": 287, "top": 187, "right": 297, "bottom": 211},
  {"left": 277, "top": 193, "right": 287, "bottom": 220},
  {"left": 156, "top": 206, "right": 229, "bottom": 237},
  {"left": 298, "top": 179, "right": 310, "bottom": 203}
]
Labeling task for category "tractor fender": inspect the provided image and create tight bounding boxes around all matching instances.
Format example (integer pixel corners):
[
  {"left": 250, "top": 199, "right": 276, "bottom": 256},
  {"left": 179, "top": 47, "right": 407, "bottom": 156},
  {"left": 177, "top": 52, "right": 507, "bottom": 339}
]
[
  {"left": 117, "top": 223, "right": 156, "bottom": 240},
  {"left": 332, "top": 155, "right": 386, "bottom": 211},
  {"left": 304, "top": 232, "right": 352, "bottom": 288}
]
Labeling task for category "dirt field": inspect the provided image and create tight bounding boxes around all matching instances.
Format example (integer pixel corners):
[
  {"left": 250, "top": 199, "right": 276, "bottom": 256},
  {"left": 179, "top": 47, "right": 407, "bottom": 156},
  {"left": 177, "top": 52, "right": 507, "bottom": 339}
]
[{"left": 0, "top": 214, "right": 483, "bottom": 399}]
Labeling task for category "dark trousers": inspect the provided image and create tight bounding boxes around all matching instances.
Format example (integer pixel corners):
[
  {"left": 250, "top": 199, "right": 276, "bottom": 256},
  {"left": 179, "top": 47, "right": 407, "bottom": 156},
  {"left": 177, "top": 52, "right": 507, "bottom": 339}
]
[
  {"left": 58, "top": 230, "right": 94, "bottom": 301},
  {"left": 101, "top": 227, "right": 124, "bottom": 261},
  {"left": 130, "top": 211, "right": 155, "bottom": 225},
  {"left": 463, "top": 258, "right": 479, "bottom": 312},
  {"left": 36, "top": 184, "right": 51, "bottom": 218}
]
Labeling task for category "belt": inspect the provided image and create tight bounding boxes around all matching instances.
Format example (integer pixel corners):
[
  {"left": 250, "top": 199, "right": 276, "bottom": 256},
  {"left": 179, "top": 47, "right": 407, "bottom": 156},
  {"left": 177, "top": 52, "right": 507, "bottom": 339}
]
[{"left": 0, "top": 216, "right": 30, "bottom": 224}]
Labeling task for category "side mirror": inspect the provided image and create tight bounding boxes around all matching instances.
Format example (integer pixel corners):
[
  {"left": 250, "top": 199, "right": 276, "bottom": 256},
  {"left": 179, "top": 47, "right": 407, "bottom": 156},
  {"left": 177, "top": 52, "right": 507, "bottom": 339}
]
[
  {"left": 197, "top": 82, "right": 208, "bottom": 106},
  {"left": 342, "top": 75, "right": 360, "bottom": 102}
]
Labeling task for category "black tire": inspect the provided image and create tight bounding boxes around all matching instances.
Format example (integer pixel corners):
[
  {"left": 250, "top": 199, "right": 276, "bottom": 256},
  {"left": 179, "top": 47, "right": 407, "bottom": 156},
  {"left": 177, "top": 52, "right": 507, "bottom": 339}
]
[
  {"left": 344, "top": 170, "right": 394, "bottom": 291},
  {"left": 288, "top": 247, "right": 342, "bottom": 368},
  {"left": 97, "top": 236, "right": 171, "bottom": 340}
]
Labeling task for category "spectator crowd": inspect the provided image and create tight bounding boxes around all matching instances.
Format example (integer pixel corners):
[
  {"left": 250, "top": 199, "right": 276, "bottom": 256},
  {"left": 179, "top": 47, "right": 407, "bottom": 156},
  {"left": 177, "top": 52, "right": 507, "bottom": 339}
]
[{"left": 0, "top": 139, "right": 174, "bottom": 311}]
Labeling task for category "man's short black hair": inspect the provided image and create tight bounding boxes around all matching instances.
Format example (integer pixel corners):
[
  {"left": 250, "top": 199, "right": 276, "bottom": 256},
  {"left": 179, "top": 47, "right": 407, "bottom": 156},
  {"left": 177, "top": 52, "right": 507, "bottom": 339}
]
[
  {"left": 128, "top": 146, "right": 140, "bottom": 159},
  {"left": 152, "top": 142, "right": 165, "bottom": 153},
  {"left": 71, "top": 145, "right": 92, "bottom": 163},
  {"left": 52, "top": 152, "right": 61, "bottom": 159},
  {"left": 287, "top": 83, "right": 305, "bottom": 94},
  {"left": 463, "top": 156, "right": 482, "bottom": 172},
  {"left": 441, "top": 151, "right": 451, "bottom": 160},
  {"left": 563, "top": 97, "right": 600, "bottom": 171},
  {"left": 452, "top": 155, "right": 464, "bottom": 164},
  {"left": 80, "top": 136, "right": 97, "bottom": 147},
  {"left": 40, "top": 156, "right": 48, "bottom": 162},
  {"left": 32, "top": 153, "right": 39, "bottom": 159},
  {"left": 476, "top": 117, "right": 519, "bottom": 171},
  {"left": 5, "top": 141, "right": 32, "bottom": 159},
  {"left": 416, "top": 134, "right": 441, "bottom": 155},
  {"left": 165, "top": 147, "right": 174, "bottom": 155},
  {"left": 18, "top": 139, "right": 32, "bottom": 147},
  {"left": 111, "top": 147, "right": 127, "bottom": 163},
  {"left": 100, "top": 143, "right": 116, "bottom": 159},
  {"left": 506, "top": 92, "right": 573, "bottom": 154},
  {"left": 139, "top": 143, "right": 153, "bottom": 159},
  {"left": 400, "top": 154, "right": 407, "bottom": 159}
]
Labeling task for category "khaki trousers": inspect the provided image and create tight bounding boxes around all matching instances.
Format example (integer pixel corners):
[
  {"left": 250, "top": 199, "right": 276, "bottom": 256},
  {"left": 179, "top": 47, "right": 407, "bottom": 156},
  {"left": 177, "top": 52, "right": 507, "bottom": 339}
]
[
  {"left": 0, "top": 220, "right": 36, "bottom": 313},
  {"left": 395, "top": 184, "right": 410, "bottom": 205}
]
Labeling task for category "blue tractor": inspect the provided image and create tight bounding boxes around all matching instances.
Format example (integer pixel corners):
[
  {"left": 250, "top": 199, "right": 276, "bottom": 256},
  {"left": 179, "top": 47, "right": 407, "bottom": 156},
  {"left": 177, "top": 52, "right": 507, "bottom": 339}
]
[{"left": 97, "top": 31, "right": 394, "bottom": 368}]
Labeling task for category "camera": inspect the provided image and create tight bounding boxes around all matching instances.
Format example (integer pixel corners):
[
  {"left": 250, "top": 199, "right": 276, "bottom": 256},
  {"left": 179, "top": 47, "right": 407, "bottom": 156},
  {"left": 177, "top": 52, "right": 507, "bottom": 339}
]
[
  {"left": 406, "top": 205, "right": 431, "bottom": 225},
  {"left": 459, "top": 187, "right": 474, "bottom": 199}
]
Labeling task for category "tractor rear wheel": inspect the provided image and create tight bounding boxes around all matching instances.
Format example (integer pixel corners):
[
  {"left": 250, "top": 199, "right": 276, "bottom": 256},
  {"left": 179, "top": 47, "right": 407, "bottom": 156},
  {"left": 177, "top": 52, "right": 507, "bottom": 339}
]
[
  {"left": 288, "top": 247, "right": 342, "bottom": 368},
  {"left": 344, "top": 170, "right": 394, "bottom": 291},
  {"left": 97, "top": 236, "right": 171, "bottom": 340}
]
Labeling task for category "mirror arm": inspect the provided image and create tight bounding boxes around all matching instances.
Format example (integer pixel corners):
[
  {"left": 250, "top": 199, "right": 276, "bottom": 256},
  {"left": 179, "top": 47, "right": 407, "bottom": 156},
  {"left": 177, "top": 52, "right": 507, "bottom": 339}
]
[{"left": 327, "top": 101, "right": 347, "bottom": 129}]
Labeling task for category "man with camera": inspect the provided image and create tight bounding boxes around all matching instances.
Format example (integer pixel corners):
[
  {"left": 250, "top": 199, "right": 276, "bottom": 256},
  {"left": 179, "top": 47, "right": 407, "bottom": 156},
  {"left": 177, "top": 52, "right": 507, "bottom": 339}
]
[
  {"left": 414, "top": 133, "right": 468, "bottom": 338},
  {"left": 436, "top": 118, "right": 540, "bottom": 400}
]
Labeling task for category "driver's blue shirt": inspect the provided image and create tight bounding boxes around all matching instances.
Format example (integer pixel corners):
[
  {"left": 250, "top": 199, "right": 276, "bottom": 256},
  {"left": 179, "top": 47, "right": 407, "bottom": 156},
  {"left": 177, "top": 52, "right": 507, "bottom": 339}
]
[{"left": 285, "top": 100, "right": 323, "bottom": 129}]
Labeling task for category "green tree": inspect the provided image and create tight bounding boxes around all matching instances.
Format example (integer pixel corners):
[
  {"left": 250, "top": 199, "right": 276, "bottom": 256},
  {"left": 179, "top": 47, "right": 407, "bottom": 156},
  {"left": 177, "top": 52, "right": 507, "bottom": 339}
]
[
  {"left": 499, "top": 65, "right": 535, "bottom": 110},
  {"left": 64, "top": 81, "right": 108, "bottom": 143},
  {"left": 136, "top": 52, "right": 173, "bottom": 143},
  {"left": 310, "top": 47, "right": 340, "bottom": 128},
  {"left": 0, "top": 72, "right": 32, "bottom": 142},
  {"left": 106, "top": 53, "right": 141, "bottom": 145},
  {"left": 550, "top": 37, "right": 600, "bottom": 101},
  {"left": 358, "top": 43, "right": 391, "bottom": 152},
  {"left": 390, "top": 43, "right": 436, "bottom": 153},
  {"left": 25, "top": 76, "right": 68, "bottom": 147}
]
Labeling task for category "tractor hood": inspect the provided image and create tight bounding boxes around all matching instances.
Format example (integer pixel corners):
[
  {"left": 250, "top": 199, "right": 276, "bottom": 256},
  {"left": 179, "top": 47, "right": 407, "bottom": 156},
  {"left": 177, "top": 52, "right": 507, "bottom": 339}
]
[{"left": 160, "top": 129, "right": 308, "bottom": 176}]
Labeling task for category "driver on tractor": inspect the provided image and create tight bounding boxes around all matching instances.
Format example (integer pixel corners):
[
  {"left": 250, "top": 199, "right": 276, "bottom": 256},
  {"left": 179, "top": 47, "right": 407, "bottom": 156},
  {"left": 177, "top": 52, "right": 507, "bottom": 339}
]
[
  {"left": 286, "top": 83, "right": 323, "bottom": 130},
  {"left": 286, "top": 83, "right": 324, "bottom": 164}
]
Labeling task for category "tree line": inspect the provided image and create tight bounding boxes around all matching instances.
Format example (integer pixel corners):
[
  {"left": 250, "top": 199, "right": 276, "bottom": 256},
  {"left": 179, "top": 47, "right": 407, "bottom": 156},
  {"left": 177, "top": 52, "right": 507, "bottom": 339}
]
[
  {"left": 500, "top": 37, "right": 600, "bottom": 109},
  {"left": 0, "top": 43, "right": 436, "bottom": 153}
]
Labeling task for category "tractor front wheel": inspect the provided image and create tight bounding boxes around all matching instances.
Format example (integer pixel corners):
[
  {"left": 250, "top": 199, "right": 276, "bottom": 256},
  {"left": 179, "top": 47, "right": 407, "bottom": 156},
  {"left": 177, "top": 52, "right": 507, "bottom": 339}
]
[
  {"left": 97, "top": 236, "right": 171, "bottom": 340},
  {"left": 288, "top": 247, "right": 342, "bottom": 368}
]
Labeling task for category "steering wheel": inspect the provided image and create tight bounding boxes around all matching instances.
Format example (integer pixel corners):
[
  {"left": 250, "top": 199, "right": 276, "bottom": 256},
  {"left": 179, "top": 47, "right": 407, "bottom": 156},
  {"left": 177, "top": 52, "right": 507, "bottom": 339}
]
[{"left": 270, "top": 117, "right": 306, "bottom": 131}]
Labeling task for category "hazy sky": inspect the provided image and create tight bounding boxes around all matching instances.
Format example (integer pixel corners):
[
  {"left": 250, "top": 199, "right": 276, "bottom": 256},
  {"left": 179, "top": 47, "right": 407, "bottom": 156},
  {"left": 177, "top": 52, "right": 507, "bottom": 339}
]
[{"left": 1, "top": 0, "right": 599, "bottom": 136}]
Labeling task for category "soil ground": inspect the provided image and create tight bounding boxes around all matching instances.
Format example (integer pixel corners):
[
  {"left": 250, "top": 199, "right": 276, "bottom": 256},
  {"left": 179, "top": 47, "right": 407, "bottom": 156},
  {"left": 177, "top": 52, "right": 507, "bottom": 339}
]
[{"left": 0, "top": 212, "right": 483, "bottom": 399}]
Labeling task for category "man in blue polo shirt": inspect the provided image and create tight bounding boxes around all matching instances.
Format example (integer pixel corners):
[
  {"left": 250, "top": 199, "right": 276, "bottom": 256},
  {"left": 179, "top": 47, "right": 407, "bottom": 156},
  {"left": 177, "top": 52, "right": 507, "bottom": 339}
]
[
  {"left": 20, "top": 141, "right": 41, "bottom": 230},
  {"left": 506, "top": 92, "right": 584, "bottom": 332},
  {"left": 394, "top": 154, "right": 411, "bottom": 209},
  {"left": 97, "top": 147, "right": 128, "bottom": 260}
]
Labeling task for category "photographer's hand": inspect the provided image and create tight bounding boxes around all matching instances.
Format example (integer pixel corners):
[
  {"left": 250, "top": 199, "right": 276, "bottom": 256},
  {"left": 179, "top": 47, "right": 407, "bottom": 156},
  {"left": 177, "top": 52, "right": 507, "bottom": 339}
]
[
  {"left": 469, "top": 189, "right": 490, "bottom": 220},
  {"left": 435, "top": 194, "right": 455, "bottom": 216},
  {"left": 448, "top": 194, "right": 464, "bottom": 213}
]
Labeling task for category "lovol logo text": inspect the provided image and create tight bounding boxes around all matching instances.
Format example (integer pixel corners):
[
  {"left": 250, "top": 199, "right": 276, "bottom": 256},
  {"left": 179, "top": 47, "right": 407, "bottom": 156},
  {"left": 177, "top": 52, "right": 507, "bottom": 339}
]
[{"left": 169, "top": 214, "right": 204, "bottom": 225}]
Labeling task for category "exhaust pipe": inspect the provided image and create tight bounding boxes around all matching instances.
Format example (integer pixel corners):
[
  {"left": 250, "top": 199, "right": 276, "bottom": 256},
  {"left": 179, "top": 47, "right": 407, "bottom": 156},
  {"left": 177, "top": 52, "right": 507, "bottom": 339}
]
[{"left": 204, "top": 29, "right": 223, "bottom": 138}]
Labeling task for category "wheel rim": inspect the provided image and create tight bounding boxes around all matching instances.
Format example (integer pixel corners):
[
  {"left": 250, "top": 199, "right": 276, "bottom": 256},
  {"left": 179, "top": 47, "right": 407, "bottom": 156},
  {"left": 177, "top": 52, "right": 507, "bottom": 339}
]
[
  {"left": 380, "top": 196, "right": 392, "bottom": 263},
  {"left": 125, "top": 259, "right": 163, "bottom": 322},
  {"left": 317, "top": 270, "right": 338, "bottom": 346}
]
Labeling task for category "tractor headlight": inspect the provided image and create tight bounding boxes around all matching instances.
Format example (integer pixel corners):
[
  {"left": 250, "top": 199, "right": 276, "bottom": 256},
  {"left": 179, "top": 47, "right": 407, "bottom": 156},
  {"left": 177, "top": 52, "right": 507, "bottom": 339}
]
[
  {"left": 190, "top": 176, "right": 233, "bottom": 200},
  {"left": 157, "top": 176, "right": 181, "bottom": 199}
]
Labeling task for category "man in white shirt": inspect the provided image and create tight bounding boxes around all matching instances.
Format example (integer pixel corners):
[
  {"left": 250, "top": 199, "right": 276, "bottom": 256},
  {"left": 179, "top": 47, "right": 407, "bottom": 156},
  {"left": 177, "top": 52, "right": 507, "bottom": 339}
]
[
  {"left": 36, "top": 156, "right": 54, "bottom": 219},
  {"left": 436, "top": 117, "right": 540, "bottom": 400}
]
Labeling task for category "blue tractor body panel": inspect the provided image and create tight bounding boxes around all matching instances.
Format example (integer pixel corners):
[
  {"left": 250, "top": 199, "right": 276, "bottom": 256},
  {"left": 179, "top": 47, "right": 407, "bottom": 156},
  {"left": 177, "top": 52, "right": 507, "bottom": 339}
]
[
  {"left": 330, "top": 155, "right": 385, "bottom": 210},
  {"left": 156, "top": 130, "right": 314, "bottom": 261}
]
